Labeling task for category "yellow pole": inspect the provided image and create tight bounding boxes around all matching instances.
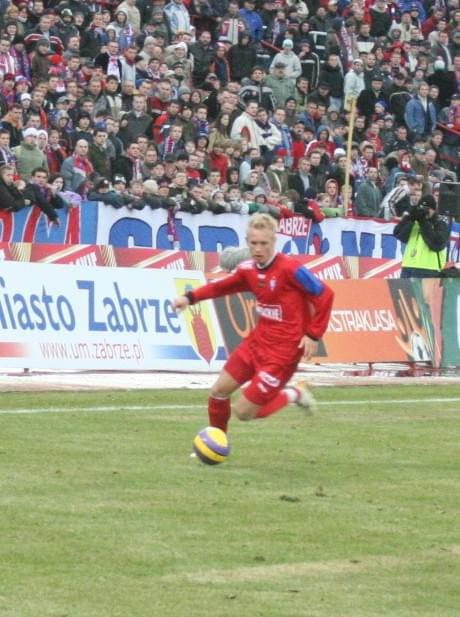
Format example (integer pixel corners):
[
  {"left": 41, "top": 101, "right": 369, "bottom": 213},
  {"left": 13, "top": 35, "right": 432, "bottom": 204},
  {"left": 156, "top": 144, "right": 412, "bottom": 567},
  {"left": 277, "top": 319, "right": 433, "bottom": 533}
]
[{"left": 343, "top": 96, "right": 356, "bottom": 218}]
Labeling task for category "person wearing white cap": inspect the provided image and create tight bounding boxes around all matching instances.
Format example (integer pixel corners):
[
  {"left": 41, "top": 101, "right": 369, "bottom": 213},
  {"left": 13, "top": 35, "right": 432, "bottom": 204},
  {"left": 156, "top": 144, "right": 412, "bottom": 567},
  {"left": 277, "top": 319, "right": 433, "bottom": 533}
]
[
  {"left": 19, "top": 92, "right": 32, "bottom": 113},
  {"left": 13, "top": 126, "right": 48, "bottom": 182},
  {"left": 344, "top": 57, "right": 366, "bottom": 109},
  {"left": 269, "top": 39, "right": 302, "bottom": 81},
  {"left": 164, "top": 41, "right": 193, "bottom": 84}
]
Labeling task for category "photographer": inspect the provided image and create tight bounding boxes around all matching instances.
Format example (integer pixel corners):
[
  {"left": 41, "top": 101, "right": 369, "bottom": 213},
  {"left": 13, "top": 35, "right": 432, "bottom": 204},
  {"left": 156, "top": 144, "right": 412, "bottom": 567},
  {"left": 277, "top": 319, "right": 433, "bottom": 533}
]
[{"left": 393, "top": 194, "right": 449, "bottom": 278}]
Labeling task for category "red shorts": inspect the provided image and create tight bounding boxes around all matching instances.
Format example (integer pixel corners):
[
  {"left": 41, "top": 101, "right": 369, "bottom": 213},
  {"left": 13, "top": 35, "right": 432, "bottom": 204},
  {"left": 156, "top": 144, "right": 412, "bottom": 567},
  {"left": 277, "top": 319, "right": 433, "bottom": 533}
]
[{"left": 224, "top": 339, "right": 300, "bottom": 406}]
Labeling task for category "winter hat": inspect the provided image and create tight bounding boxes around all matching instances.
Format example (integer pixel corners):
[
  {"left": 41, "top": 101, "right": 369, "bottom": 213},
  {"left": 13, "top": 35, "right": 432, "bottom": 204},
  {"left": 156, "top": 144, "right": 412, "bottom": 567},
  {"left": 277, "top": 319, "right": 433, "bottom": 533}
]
[
  {"left": 35, "top": 38, "right": 50, "bottom": 48},
  {"left": 434, "top": 59, "right": 445, "bottom": 71},
  {"left": 143, "top": 179, "right": 159, "bottom": 194},
  {"left": 418, "top": 194, "right": 437, "bottom": 209},
  {"left": 334, "top": 147, "right": 346, "bottom": 159},
  {"left": 37, "top": 129, "right": 48, "bottom": 142},
  {"left": 282, "top": 39, "right": 294, "bottom": 48},
  {"left": 305, "top": 187, "right": 317, "bottom": 199},
  {"left": 96, "top": 178, "right": 110, "bottom": 190},
  {"left": 23, "top": 127, "right": 38, "bottom": 138}
]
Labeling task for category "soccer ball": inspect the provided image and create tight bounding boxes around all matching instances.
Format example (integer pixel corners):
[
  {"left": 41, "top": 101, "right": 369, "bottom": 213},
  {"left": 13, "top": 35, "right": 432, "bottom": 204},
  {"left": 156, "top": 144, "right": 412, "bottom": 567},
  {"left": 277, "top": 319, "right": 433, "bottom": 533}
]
[{"left": 193, "top": 426, "right": 230, "bottom": 465}]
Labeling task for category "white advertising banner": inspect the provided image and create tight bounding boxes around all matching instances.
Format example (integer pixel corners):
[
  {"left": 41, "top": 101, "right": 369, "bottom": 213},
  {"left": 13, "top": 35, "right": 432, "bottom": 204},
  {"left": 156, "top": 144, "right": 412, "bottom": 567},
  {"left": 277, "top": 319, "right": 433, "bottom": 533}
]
[
  {"left": 94, "top": 208, "right": 401, "bottom": 259},
  {"left": 0, "top": 261, "right": 227, "bottom": 371}
]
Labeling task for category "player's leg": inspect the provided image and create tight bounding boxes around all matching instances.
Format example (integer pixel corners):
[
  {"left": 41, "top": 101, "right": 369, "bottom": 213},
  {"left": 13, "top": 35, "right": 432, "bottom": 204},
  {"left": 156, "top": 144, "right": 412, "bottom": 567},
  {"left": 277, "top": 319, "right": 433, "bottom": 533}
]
[
  {"left": 235, "top": 363, "right": 315, "bottom": 421},
  {"left": 234, "top": 391, "right": 263, "bottom": 421},
  {"left": 234, "top": 367, "right": 291, "bottom": 421},
  {"left": 208, "top": 370, "right": 240, "bottom": 432},
  {"left": 234, "top": 383, "right": 313, "bottom": 422},
  {"left": 256, "top": 381, "right": 315, "bottom": 418},
  {"left": 208, "top": 346, "right": 254, "bottom": 432}
]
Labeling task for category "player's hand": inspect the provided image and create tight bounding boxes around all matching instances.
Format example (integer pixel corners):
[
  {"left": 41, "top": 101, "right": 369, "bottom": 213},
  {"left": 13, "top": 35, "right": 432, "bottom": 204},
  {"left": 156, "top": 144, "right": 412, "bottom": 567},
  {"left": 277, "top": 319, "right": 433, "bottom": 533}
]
[
  {"left": 172, "top": 295, "right": 190, "bottom": 313},
  {"left": 298, "top": 335, "right": 318, "bottom": 362}
]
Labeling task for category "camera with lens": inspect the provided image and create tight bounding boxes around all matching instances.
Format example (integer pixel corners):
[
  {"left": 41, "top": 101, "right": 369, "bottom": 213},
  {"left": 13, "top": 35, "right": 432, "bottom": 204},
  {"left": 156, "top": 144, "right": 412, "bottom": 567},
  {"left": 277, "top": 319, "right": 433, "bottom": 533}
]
[{"left": 410, "top": 204, "right": 429, "bottom": 222}]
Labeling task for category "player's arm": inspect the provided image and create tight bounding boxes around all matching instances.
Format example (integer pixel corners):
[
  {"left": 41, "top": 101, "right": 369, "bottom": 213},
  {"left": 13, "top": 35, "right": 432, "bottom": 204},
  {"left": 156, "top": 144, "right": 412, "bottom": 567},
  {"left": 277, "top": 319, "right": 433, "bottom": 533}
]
[
  {"left": 172, "top": 295, "right": 190, "bottom": 313},
  {"left": 173, "top": 269, "right": 250, "bottom": 312},
  {"left": 292, "top": 264, "right": 335, "bottom": 340},
  {"left": 298, "top": 334, "right": 319, "bottom": 362}
]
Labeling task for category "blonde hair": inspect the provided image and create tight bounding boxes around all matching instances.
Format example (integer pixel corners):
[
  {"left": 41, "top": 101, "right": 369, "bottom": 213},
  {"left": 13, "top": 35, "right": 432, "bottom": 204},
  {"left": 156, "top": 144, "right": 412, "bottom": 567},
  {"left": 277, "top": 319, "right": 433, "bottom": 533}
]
[{"left": 247, "top": 213, "right": 278, "bottom": 234}]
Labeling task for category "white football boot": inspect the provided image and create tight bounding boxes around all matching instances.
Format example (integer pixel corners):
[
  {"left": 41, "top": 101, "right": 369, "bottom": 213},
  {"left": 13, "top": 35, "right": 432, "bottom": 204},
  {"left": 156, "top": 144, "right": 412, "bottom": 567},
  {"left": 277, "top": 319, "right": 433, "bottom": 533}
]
[{"left": 293, "top": 380, "right": 316, "bottom": 416}]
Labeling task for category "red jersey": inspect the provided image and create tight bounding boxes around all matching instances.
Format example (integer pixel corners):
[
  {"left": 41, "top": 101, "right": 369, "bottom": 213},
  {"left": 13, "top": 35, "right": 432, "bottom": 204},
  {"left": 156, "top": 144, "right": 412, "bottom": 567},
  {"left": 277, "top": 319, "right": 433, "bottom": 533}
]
[{"left": 189, "top": 253, "right": 334, "bottom": 363}]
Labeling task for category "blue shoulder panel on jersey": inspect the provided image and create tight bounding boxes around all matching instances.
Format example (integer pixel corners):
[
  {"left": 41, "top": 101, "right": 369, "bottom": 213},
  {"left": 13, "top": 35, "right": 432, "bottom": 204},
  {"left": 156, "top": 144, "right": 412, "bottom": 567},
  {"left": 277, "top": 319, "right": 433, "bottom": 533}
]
[{"left": 294, "top": 266, "right": 324, "bottom": 296}]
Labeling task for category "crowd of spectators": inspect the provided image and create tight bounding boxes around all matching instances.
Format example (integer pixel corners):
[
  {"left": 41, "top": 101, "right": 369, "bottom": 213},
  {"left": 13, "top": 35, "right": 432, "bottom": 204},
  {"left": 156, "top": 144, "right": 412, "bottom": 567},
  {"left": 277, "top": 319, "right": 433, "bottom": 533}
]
[{"left": 0, "top": 0, "right": 460, "bottom": 229}]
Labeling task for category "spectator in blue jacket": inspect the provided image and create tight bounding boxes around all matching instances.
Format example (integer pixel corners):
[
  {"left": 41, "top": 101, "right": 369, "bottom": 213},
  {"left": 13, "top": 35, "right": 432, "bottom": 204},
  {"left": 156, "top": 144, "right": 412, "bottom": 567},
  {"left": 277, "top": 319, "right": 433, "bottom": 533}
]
[
  {"left": 404, "top": 83, "right": 437, "bottom": 141},
  {"left": 239, "top": 0, "right": 264, "bottom": 43},
  {"left": 397, "top": 0, "right": 426, "bottom": 23}
]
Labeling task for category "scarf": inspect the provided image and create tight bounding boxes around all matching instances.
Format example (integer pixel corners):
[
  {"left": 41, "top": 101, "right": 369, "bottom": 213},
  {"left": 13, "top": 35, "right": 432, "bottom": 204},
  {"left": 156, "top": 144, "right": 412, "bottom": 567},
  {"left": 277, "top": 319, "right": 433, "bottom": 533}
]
[
  {"left": 0, "top": 146, "right": 15, "bottom": 167},
  {"left": 107, "top": 54, "right": 121, "bottom": 80},
  {"left": 119, "top": 25, "right": 135, "bottom": 50},
  {"left": 74, "top": 154, "right": 93, "bottom": 174},
  {"left": 11, "top": 48, "right": 31, "bottom": 81},
  {"left": 0, "top": 52, "right": 16, "bottom": 77},
  {"left": 73, "top": 154, "right": 94, "bottom": 196},
  {"left": 167, "top": 204, "right": 180, "bottom": 248},
  {"left": 341, "top": 26, "right": 354, "bottom": 68},
  {"left": 162, "top": 136, "right": 176, "bottom": 159},
  {"left": 130, "top": 156, "right": 142, "bottom": 180},
  {"left": 1, "top": 88, "right": 15, "bottom": 107}
]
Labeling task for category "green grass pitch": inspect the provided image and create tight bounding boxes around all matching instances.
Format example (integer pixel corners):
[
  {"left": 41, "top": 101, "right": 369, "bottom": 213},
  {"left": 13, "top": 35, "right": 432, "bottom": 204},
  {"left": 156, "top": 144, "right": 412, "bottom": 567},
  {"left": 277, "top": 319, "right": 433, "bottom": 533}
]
[{"left": 1, "top": 385, "right": 459, "bottom": 617}]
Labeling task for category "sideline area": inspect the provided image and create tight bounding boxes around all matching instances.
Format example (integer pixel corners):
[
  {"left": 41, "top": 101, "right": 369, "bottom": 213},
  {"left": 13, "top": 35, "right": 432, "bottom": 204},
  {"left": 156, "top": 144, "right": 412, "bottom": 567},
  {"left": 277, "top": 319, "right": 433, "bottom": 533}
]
[{"left": 1, "top": 365, "right": 460, "bottom": 392}]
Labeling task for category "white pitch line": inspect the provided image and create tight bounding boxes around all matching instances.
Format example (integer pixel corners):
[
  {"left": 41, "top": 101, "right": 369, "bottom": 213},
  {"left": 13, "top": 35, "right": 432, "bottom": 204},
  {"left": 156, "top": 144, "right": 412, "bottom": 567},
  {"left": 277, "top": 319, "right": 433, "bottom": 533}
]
[{"left": 0, "top": 398, "right": 459, "bottom": 415}]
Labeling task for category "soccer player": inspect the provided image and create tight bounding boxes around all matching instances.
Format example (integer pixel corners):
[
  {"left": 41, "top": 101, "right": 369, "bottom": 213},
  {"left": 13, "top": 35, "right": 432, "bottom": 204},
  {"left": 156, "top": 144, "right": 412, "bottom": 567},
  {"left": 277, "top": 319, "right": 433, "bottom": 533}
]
[{"left": 172, "top": 214, "right": 334, "bottom": 432}]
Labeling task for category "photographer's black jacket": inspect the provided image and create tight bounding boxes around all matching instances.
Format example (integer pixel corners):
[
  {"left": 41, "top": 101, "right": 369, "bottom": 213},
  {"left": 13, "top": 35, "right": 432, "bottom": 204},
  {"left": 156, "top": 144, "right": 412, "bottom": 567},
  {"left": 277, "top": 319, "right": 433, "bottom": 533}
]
[
  {"left": 393, "top": 209, "right": 449, "bottom": 253},
  {"left": 394, "top": 207, "right": 449, "bottom": 272}
]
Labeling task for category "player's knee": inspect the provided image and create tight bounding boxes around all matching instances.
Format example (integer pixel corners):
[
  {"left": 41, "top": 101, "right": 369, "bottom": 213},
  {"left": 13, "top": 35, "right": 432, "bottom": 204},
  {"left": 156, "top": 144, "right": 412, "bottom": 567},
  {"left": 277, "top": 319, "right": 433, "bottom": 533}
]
[
  {"left": 234, "top": 407, "right": 253, "bottom": 421},
  {"left": 210, "top": 384, "right": 230, "bottom": 399},
  {"left": 234, "top": 401, "right": 255, "bottom": 422}
]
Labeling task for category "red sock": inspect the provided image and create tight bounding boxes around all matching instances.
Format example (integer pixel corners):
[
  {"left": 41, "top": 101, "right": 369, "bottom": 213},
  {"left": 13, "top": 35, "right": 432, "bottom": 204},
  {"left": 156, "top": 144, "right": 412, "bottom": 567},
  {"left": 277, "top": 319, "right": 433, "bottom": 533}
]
[
  {"left": 255, "top": 390, "right": 291, "bottom": 419},
  {"left": 208, "top": 395, "right": 231, "bottom": 433}
]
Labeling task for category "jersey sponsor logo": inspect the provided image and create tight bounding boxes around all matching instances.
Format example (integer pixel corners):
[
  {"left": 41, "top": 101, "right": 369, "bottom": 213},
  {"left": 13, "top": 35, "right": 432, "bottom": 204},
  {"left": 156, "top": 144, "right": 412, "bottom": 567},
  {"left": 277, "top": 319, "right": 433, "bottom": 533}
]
[
  {"left": 258, "top": 370, "right": 280, "bottom": 388},
  {"left": 256, "top": 302, "right": 283, "bottom": 321}
]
